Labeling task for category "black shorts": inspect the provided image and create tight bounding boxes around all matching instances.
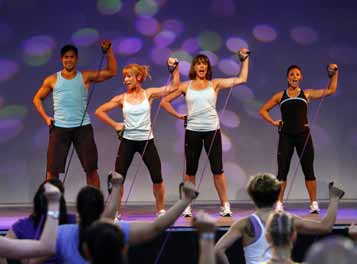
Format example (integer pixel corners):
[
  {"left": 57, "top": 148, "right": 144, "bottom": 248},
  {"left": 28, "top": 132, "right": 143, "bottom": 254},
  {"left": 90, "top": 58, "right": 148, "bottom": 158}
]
[
  {"left": 47, "top": 124, "right": 98, "bottom": 173},
  {"left": 115, "top": 138, "right": 163, "bottom": 184},
  {"left": 185, "top": 129, "right": 224, "bottom": 176}
]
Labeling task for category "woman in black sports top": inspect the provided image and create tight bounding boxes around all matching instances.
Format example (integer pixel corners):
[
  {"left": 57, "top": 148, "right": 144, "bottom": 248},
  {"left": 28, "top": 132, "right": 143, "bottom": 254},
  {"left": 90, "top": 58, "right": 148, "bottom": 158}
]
[{"left": 259, "top": 64, "right": 338, "bottom": 213}]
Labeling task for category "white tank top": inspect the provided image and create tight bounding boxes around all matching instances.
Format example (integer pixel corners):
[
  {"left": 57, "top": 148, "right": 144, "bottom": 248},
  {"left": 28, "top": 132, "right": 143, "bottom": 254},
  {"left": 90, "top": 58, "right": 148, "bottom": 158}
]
[
  {"left": 122, "top": 90, "right": 153, "bottom": 141},
  {"left": 185, "top": 81, "right": 220, "bottom": 131},
  {"left": 244, "top": 214, "right": 272, "bottom": 264}
]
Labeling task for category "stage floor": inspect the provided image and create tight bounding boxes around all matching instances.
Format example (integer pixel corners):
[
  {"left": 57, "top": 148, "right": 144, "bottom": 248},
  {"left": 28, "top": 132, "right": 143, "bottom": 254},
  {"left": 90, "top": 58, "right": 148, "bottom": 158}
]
[{"left": 0, "top": 202, "right": 355, "bottom": 232}]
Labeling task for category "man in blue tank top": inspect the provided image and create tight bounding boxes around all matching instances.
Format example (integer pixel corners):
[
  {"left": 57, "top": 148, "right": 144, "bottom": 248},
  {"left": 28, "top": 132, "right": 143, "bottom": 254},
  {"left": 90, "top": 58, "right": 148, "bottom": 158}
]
[{"left": 33, "top": 40, "right": 117, "bottom": 187}]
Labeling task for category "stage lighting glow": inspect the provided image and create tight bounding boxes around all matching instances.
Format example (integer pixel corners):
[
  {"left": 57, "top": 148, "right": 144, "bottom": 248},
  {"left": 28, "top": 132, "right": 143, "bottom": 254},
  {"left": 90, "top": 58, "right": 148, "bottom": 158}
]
[
  {"left": 290, "top": 26, "right": 318, "bottom": 46},
  {"left": 252, "top": 24, "right": 277, "bottom": 42},
  {"left": 134, "top": 0, "right": 159, "bottom": 17},
  {"left": 221, "top": 132, "right": 232, "bottom": 152},
  {"left": 209, "top": 0, "right": 235, "bottom": 17},
  {"left": 22, "top": 35, "right": 56, "bottom": 66},
  {"left": 162, "top": 19, "right": 184, "bottom": 36},
  {"left": 154, "top": 30, "right": 176, "bottom": 48},
  {"left": 218, "top": 58, "right": 240, "bottom": 76},
  {"left": 178, "top": 60, "right": 191, "bottom": 77},
  {"left": 329, "top": 43, "right": 357, "bottom": 65},
  {"left": 232, "top": 85, "right": 255, "bottom": 101},
  {"left": 198, "top": 31, "right": 222, "bottom": 52},
  {"left": 0, "top": 119, "right": 24, "bottom": 144},
  {"left": 242, "top": 100, "right": 263, "bottom": 119},
  {"left": 170, "top": 50, "right": 192, "bottom": 63},
  {"left": 71, "top": 28, "right": 99, "bottom": 47},
  {"left": 220, "top": 110, "right": 240, "bottom": 128},
  {"left": 115, "top": 37, "right": 143, "bottom": 55},
  {"left": 150, "top": 47, "right": 171, "bottom": 65},
  {"left": 224, "top": 162, "right": 248, "bottom": 189},
  {"left": 97, "top": 0, "right": 122, "bottom": 15},
  {"left": 0, "top": 23, "right": 13, "bottom": 45},
  {"left": 0, "top": 105, "right": 27, "bottom": 120},
  {"left": 0, "top": 59, "right": 18, "bottom": 82},
  {"left": 198, "top": 50, "right": 218, "bottom": 66},
  {"left": 226, "top": 37, "right": 249, "bottom": 53},
  {"left": 135, "top": 17, "right": 159, "bottom": 36},
  {"left": 181, "top": 38, "right": 200, "bottom": 53}
]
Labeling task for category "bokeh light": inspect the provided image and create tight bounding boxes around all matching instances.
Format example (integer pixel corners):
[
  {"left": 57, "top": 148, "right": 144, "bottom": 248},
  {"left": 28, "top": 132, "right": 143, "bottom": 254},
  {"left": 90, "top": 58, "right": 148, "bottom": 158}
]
[
  {"left": 290, "top": 26, "right": 318, "bottom": 46},
  {"left": 114, "top": 37, "right": 143, "bottom": 55},
  {"left": 224, "top": 161, "right": 248, "bottom": 191},
  {"left": 178, "top": 60, "right": 191, "bottom": 77},
  {"left": 221, "top": 132, "right": 232, "bottom": 152},
  {"left": 22, "top": 35, "right": 56, "bottom": 66},
  {"left": 0, "top": 119, "right": 24, "bottom": 144},
  {"left": 170, "top": 50, "right": 192, "bottom": 63},
  {"left": 242, "top": 100, "right": 263, "bottom": 119},
  {"left": 0, "top": 105, "right": 27, "bottom": 120},
  {"left": 220, "top": 110, "right": 240, "bottom": 128},
  {"left": 181, "top": 38, "right": 200, "bottom": 54},
  {"left": 134, "top": 0, "right": 159, "bottom": 17},
  {"left": 135, "top": 17, "right": 160, "bottom": 36},
  {"left": 226, "top": 37, "right": 249, "bottom": 53},
  {"left": 252, "top": 24, "right": 277, "bottom": 43},
  {"left": 0, "top": 59, "right": 18, "bottom": 83},
  {"left": 218, "top": 58, "right": 240, "bottom": 76},
  {"left": 198, "top": 31, "right": 222, "bottom": 52},
  {"left": 199, "top": 50, "right": 218, "bottom": 66},
  {"left": 150, "top": 47, "right": 171, "bottom": 65},
  {"left": 209, "top": 0, "right": 235, "bottom": 17},
  {"left": 71, "top": 28, "right": 100, "bottom": 47},
  {"left": 97, "top": 0, "right": 122, "bottom": 15},
  {"left": 162, "top": 19, "right": 184, "bottom": 36},
  {"left": 154, "top": 30, "right": 176, "bottom": 48},
  {"left": 232, "top": 85, "right": 255, "bottom": 102}
]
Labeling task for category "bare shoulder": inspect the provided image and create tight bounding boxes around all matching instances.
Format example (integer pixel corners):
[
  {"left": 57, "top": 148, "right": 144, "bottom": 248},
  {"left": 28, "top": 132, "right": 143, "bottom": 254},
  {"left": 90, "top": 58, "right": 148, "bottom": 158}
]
[
  {"left": 180, "top": 81, "right": 190, "bottom": 94},
  {"left": 43, "top": 73, "right": 57, "bottom": 89}
]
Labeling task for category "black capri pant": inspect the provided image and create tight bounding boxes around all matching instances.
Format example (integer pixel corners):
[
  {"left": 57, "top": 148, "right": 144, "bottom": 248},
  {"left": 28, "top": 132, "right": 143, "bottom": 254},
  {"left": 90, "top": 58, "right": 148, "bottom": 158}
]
[
  {"left": 185, "top": 129, "right": 224, "bottom": 176},
  {"left": 115, "top": 138, "right": 163, "bottom": 184},
  {"left": 277, "top": 131, "right": 316, "bottom": 181}
]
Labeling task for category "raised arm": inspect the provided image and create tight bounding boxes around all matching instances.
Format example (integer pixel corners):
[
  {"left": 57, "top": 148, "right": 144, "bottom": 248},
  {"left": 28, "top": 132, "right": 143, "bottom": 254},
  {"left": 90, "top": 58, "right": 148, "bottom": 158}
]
[
  {"left": 213, "top": 48, "right": 250, "bottom": 91},
  {"left": 127, "top": 182, "right": 199, "bottom": 245},
  {"left": 33, "top": 75, "right": 55, "bottom": 127},
  {"left": 147, "top": 58, "right": 180, "bottom": 100},
  {"left": 95, "top": 94, "right": 124, "bottom": 132},
  {"left": 0, "top": 183, "right": 60, "bottom": 259},
  {"left": 305, "top": 64, "right": 338, "bottom": 100},
  {"left": 83, "top": 40, "right": 117, "bottom": 84},
  {"left": 215, "top": 219, "right": 245, "bottom": 264},
  {"left": 259, "top": 91, "right": 283, "bottom": 127},
  {"left": 294, "top": 183, "right": 344, "bottom": 234}
]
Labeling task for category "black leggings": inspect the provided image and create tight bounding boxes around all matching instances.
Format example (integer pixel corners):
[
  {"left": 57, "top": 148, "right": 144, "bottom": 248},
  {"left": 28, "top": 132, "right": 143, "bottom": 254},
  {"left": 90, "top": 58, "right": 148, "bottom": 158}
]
[
  {"left": 185, "top": 129, "right": 224, "bottom": 176},
  {"left": 277, "top": 131, "right": 315, "bottom": 181},
  {"left": 115, "top": 138, "right": 163, "bottom": 184}
]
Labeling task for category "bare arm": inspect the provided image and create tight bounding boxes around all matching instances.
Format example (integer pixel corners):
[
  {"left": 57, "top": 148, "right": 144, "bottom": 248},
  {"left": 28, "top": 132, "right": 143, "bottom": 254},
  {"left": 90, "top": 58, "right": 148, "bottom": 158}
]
[
  {"left": 101, "top": 172, "right": 123, "bottom": 219},
  {"left": 33, "top": 75, "right": 55, "bottom": 126},
  {"left": 305, "top": 64, "right": 339, "bottom": 100},
  {"left": 127, "top": 182, "right": 199, "bottom": 245},
  {"left": 259, "top": 91, "right": 283, "bottom": 127},
  {"left": 213, "top": 49, "right": 250, "bottom": 91},
  {"left": 0, "top": 184, "right": 60, "bottom": 259},
  {"left": 215, "top": 219, "right": 245, "bottom": 264},
  {"left": 82, "top": 40, "right": 117, "bottom": 84},
  {"left": 294, "top": 184, "right": 344, "bottom": 234},
  {"left": 160, "top": 80, "right": 188, "bottom": 120},
  {"left": 95, "top": 95, "right": 124, "bottom": 132}
]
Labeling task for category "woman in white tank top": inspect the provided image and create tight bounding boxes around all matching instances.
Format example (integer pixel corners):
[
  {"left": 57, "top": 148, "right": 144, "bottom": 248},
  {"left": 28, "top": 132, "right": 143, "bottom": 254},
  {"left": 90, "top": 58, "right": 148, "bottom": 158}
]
[
  {"left": 160, "top": 49, "right": 250, "bottom": 217},
  {"left": 95, "top": 58, "right": 179, "bottom": 217}
]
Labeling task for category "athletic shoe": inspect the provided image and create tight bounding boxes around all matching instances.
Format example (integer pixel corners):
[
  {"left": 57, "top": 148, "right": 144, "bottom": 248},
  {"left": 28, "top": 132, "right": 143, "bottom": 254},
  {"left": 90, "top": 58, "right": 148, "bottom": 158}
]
[
  {"left": 219, "top": 202, "right": 232, "bottom": 217},
  {"left": 309, "top": 201, "right": 320, "bottom": 214},
  {"left": 156, "top": 209, "right": 166, "bottom": 218},
  {"left": 275, "top": 201, "right": 284, "bottom": 212},
  {"left": 182, "top": 205, "right": 192, "bottom": 217}
]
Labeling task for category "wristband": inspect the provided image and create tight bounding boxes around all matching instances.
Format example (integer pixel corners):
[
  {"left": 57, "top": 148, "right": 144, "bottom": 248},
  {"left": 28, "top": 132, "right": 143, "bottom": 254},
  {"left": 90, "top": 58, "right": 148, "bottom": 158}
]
[
  {"left": 47, "top": 210, "right": 60, "bottom": 219},
  {"left": 200, "top": 232, "right": 215, "bottom": 240}
]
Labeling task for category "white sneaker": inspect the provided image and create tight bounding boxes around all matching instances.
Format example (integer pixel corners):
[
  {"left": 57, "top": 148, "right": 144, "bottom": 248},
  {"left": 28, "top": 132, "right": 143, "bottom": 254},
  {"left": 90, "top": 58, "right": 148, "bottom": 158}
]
[
  {"left": 219, "top": 202, "right": 232, "bottom": 217},
  {"left": 309, "top": 201, "right": 320, "bottom": 214},
  {"left": 182, "top": 205, "right": 192, "bottom": 217},
  {"left": 156, "top": 209, "right": 166, "bottom": 218},
  {"left": 275, "top": 201, "right": 284, "bottom": 212}
]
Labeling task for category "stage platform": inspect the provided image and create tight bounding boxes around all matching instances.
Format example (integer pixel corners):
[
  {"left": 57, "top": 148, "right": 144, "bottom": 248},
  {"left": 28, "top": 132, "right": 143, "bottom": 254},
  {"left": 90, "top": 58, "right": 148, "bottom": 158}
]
[{"left": 1, "top": 202, "right": 355, "bottom": 263}]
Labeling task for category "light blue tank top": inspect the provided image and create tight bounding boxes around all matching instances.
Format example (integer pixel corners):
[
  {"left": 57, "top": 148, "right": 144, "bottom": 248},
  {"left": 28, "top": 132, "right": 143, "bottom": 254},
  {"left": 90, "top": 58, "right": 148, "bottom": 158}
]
[
  {"left": 122, "top": 90, "right": 153, "bottom": 141},
  {"left": 53, "top": 71, "right": 90, "bottom": 128},
  {"left": 185, "top": 81, "right": 220, "bottom": 131}
]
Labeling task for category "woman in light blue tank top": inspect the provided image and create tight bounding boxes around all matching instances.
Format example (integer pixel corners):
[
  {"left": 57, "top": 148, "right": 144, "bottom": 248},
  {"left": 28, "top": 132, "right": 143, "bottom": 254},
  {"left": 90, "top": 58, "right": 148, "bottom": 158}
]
[
  {"left": 95, "top": 59, "right": 179, "bottom": 217},
  {"left": 160, "top": 49, "right": 250, "bottom": 217}
]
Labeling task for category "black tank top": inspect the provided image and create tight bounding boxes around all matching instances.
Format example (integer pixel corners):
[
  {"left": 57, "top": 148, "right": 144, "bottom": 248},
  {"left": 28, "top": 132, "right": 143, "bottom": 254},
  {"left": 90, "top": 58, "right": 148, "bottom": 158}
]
[{"left": 279, "top": 89, "right": 309, "bottom": 135}]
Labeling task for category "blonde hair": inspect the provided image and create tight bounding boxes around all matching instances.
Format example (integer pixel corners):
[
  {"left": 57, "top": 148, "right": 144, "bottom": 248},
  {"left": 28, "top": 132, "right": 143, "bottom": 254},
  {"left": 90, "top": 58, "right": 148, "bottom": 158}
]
[{"left": 122, "top": 64, "right": 150, "bottom": 83}]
